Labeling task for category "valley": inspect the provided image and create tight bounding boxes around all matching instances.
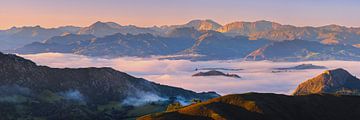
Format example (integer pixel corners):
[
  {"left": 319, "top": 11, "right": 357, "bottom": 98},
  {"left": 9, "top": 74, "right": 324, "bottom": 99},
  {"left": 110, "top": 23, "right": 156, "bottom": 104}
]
[{"left": 19, "top": 53, "right": 360, "bottom": 95}]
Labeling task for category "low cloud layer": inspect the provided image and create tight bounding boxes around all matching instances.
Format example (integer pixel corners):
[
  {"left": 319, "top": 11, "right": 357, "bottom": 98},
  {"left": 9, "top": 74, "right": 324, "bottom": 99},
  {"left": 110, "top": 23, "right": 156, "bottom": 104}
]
[
  {"left": 59, "top": 89, "right": 85, "bottom": 102},
  {"left": 20, "top": 53, "right": 360, "bottom": 95},
  {"left": 121, "top": 91, "right": 167, "bottom": 106}
]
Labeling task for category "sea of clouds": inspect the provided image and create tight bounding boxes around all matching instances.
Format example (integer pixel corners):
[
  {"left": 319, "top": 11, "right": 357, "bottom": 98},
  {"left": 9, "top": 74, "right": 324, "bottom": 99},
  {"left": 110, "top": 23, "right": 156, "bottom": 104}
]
[{"left": 20, "top": 53, "right": 360, "bottom": 95}]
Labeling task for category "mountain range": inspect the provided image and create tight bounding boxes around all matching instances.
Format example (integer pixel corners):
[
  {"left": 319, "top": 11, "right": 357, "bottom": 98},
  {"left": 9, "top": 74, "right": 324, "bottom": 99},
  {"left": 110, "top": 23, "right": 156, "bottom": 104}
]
[
  {"left": 0, "top": 52, "right": 218, "bottom": 119},
  {"left": 2, "top": 19, "right": 360, "bottom": 61}
]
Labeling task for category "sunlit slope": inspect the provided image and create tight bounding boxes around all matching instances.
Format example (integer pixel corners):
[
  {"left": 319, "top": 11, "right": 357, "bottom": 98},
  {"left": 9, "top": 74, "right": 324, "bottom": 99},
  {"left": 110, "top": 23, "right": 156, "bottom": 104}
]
[{"left": 139, "top": 93, "right": 360, "bottom": 120}]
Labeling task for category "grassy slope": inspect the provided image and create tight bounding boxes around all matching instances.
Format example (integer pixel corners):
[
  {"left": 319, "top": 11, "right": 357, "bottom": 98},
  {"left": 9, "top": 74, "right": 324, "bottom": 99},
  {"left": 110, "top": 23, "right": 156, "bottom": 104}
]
[{"left": 139, "top": 93, "right": 360, "bottom": 120}]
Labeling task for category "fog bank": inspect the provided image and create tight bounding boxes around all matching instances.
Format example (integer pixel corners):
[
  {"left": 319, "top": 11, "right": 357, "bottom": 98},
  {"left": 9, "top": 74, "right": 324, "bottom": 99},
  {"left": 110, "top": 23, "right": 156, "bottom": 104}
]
[{"left": 20, "top": 53, "right": 360, "bottom": 95}]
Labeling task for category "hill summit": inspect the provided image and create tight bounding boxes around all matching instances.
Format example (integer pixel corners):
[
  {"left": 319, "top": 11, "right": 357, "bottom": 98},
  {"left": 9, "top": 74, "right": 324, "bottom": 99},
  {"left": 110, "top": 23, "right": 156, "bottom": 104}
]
[{"left": 293, "top": 68, "right": 360, "bottom": 95}]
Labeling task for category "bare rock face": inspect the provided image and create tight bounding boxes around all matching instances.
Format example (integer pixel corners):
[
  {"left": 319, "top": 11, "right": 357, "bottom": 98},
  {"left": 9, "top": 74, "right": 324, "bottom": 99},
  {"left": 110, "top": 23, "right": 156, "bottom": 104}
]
[{"left": 293, "top": 68, "right": 360, "bottom": 95}]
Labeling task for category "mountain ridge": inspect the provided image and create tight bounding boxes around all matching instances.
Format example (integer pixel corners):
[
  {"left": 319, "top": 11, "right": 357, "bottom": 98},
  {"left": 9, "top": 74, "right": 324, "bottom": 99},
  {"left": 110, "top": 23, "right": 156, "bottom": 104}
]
[
  {"left": 3, "top": 19, "right": 360, "bottom": 46},
  {"left": 4, "top": 19, "right": 360, "bottom": 61},
  {"left": 4, "top": 19, "right": 359, "bottom": 31}
]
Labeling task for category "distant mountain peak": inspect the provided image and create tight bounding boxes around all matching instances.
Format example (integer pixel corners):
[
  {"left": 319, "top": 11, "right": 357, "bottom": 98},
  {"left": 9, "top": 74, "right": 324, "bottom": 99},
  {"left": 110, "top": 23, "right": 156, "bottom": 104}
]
[
  {"left": 84, "top": 21, "right": 123, "bottom": 30},
  {"left": 187, "top": 19, "right": 219, "bottom": 24},
  {"left": 184, "top": 19, "right": 222, "bottom": 31},
  {"left": 90, "top": 21, "right": 113, "bottom": 28},
  {"left": 104, "top": 22, "right": 122, "bottom": 28},
  {"left": 78, "top": 21, "right": 122, "bottom": 37}
]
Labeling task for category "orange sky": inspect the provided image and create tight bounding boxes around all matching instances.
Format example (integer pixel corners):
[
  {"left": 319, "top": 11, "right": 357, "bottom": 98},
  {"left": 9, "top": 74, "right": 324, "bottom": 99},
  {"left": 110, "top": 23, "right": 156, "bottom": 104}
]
[{"left": 1, "top": 0, "right": 360, "bottom": 29}]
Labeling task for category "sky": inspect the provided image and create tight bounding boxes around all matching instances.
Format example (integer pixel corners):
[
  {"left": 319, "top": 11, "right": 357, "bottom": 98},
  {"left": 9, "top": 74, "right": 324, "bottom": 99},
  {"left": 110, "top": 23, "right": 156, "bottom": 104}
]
[{"left": 1, "top": 0, "right": 360, "bottom": 29}]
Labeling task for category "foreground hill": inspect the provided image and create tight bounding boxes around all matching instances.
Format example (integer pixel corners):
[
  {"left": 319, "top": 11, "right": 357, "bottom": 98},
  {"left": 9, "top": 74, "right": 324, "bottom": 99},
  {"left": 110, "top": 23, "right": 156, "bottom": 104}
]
[
  {"left": 139, "top": 93, "right": 360, "bottom": 120},
  {"left": 293, "top": 68, "right": 360, "bottom": 95},
  {"left": 0, "top": 52, "right": 218, "bottom": 119}
]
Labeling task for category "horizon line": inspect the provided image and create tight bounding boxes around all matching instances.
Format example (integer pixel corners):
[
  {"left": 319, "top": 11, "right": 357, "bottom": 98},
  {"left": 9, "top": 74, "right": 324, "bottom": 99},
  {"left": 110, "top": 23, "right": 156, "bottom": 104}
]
[{"left": 1, "top": 19, "right": 360, "bottom": 30}]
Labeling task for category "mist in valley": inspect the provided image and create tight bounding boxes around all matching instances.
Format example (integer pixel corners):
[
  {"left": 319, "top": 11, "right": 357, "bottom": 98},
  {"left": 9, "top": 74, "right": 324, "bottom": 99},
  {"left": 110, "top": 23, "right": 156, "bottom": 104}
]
[{"left": 20, "top": 53, "right": 360, "bottom": 95}]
